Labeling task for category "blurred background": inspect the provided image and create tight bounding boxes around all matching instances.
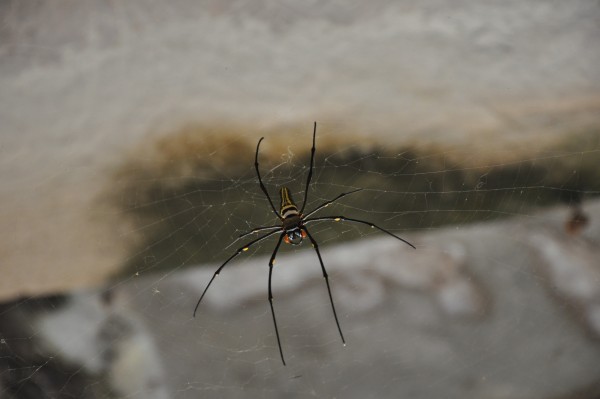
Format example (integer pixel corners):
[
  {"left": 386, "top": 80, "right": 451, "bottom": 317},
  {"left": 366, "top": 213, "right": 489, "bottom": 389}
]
[{"left": 1, "top": 1, "right": 600, "bottom": 398}]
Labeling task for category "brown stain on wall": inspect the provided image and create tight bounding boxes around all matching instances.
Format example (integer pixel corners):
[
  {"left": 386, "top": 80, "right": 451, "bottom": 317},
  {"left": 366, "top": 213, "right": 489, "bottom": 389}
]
[
  {"left": 2, "top": 120, "right": 599, "bottom": 302},
  {"left": 109, "top": 123, "right": 600, "bottom": 279}
]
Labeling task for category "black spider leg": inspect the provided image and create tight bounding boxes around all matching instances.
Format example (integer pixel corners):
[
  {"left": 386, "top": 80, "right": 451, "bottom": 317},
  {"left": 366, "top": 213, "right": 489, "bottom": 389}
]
[
  {"left": 301, "top": 227, "right": 346, "bottom": 346},
  {"left": 224, "top": 225, "right": 282, "bottom": 250},
  {"left": 303, "top": 188, "right": 363, "bottom": 219},
  {"left": 193, "top": 229, "right": 282, "bottom": 317},
  {"left": 237, "top": 225, "right": 281, "bottom": 240},
  {"left": 255, "top": 137, "right": 280, "bottom": 219},
  {"left": 304, "top": 216, "right": 416, "bottom": 249},
  {"left": 299, "top": 121, "right": 317, "bottom": 214},
  {"left": 267, "top": 233, "right": 286, "bottom": 365}
]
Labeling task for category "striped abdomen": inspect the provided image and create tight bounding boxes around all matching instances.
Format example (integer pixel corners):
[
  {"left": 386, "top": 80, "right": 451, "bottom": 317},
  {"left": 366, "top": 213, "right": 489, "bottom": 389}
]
[{"left": 279, "top": 187, "right": 299, "bottom": 219}]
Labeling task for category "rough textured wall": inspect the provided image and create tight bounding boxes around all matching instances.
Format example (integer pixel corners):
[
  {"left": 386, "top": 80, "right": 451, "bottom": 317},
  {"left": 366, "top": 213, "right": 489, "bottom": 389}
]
[{"left": 1, "top": 0, "right": 599, "bottom": 300}]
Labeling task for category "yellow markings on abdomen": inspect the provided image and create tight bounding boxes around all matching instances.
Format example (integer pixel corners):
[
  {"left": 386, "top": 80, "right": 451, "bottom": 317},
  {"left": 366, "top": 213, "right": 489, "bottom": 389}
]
[
  {"left": 280, "top": 187, "right": 296, "bottom": 208},
  {"left": 279, "top": 187, "right": 299, "bottom": 217}
]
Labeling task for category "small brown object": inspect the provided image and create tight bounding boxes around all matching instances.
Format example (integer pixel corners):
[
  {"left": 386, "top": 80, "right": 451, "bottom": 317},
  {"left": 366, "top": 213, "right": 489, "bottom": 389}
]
[{"left": 565, "top": 206, "right": 589, "bottom": 236}]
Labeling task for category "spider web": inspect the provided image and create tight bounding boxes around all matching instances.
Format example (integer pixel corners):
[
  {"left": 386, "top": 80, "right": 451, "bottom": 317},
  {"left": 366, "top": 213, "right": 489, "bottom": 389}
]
[
  {"left": 1, "top": 1, "right": 600, "bottom": 399},
  {"left": 112, "top": 137, "right": 600, "bottom": 399},
  {"left": 4, "top": 130, "right": 600, "bottom": 398}
]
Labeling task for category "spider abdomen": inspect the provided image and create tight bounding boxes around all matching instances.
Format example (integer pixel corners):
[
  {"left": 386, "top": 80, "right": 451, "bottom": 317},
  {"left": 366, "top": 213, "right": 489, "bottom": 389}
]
[{"left": 279, "top": 187, "right": 299, "bottom": 219}]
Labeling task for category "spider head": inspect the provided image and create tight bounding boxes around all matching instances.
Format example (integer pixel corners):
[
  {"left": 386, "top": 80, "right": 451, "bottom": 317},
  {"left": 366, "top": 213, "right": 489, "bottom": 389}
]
[{"left": 284, "top": 228, "right": 307, "bottom": 245}]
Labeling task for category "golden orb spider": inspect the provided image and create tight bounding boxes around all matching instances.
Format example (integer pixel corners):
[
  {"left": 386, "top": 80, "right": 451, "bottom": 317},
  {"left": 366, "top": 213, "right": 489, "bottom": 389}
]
[{"left": 193, "top": 122, "right": 415, "bottom": 365}]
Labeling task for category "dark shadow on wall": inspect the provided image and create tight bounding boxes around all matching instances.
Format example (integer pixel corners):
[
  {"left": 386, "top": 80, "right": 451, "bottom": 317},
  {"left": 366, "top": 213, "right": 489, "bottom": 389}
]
[{"left": 109, "top": 124, "right": 600, "bottom": 277}]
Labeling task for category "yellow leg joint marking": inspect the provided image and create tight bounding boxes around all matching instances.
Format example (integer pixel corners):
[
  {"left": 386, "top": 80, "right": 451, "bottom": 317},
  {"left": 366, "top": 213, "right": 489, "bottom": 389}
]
[
  {"left": 243, "top": 247, "right": 249, "bottom": 251},
  {"left": 334, "top": 217, "right": 341, "bottom": 221}
]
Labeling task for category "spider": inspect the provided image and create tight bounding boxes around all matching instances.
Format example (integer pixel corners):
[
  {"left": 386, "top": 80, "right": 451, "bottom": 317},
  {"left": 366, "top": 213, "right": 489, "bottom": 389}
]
[{"left": 193, "top": 122, "right": 415, "bottom": 365}]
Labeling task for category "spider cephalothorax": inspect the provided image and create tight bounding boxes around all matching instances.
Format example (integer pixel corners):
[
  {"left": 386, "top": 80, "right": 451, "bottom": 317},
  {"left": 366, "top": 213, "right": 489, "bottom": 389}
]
[{"left": 193, "top": 122, "right": 415, "bottom": 365}]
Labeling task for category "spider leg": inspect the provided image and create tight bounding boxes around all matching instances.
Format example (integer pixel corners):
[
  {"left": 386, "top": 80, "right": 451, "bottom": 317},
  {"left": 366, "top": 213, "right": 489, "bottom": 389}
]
[
  {"left": 304, "top": 216, "right": 416, "bottom": 249},
  {"left": 302, "top": 188, "right": 363, "bottom": 219},
  {"left": 267, "top": 233, "right": 286, "bottom": 365},
  {"left": 237, "top": 225, "right": 281, "bottom": 239},
  {"left": 255, "top": 137, "right": 281, "bottom": 218},
  {"left": 193, "top": 228, "right": 282, "bottom": 317},
  {"left": 301, "top": 227, "right": 346, "bottom": 346},
  {"left": 299, "top": 122, "right": 317, "bottom": 214},
  {"left": 223, "top": 225, "right": 282, "bottom": 250}
]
